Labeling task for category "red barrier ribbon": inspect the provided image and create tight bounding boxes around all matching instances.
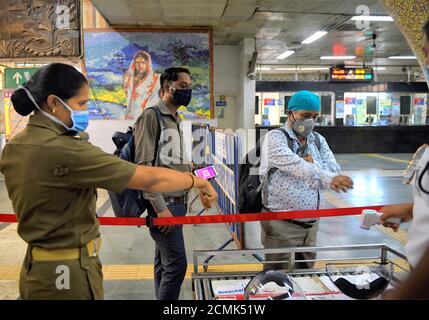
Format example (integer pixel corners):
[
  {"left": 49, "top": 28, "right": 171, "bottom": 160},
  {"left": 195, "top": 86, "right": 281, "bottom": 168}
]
[{"left": 0, "top": 205, "right": 385, "bottom": 227}]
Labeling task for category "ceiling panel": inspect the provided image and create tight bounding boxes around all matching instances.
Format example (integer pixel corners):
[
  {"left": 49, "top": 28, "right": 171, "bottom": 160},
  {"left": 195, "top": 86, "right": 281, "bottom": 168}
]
[
  {"left": 229, "top": 0, "right": 259, "bottom": 5},
  {"left": 161, "top": 4, "right": 225, "bottom": 18},
  {"left": 160, "top": 0, "right": 227, "bottom": 5},
  {"left": 127, "top": 0, "right": 162, "bottom": 4},
  {"left": 223, "top": 5, "right": 257, "bottom": 18},
  {"left": 91, "top": 0, "right": 419, "bottom": 66},
  {"left": 258, "top": 0, "right": 385, "bottom": 15}
]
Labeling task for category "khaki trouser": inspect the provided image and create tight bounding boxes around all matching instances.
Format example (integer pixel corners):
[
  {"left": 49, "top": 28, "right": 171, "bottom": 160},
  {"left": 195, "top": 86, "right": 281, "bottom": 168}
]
[
  {"left": 260, "top": 219, "right": 320, "bottom": 270},
  {"left": 19, "top": 244, "right": 103, "bottom": 300}
]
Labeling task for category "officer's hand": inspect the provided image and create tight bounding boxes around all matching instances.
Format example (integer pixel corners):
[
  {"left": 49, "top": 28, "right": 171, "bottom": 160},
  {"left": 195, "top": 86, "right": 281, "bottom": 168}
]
[
  {"left": 379, "top": 203, "right": 413, "bottom": 232},
  {"left": 195, "top": 177, "right": 218, "bottom": 209},
  {"left": 157, "top": 209, "right": 174, "bottom": 234},
  {"left": 330, "top": 175, "right": 354, "bottom": 193},
  {"left": 304, "top": 154, "right": 314, "bottom": 163}
]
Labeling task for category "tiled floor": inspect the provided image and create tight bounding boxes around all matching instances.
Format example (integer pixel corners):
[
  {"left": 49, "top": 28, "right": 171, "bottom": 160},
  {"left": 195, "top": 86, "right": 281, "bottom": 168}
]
[{"left": 0, "top": 153, "right": 414, "bottom": 300}]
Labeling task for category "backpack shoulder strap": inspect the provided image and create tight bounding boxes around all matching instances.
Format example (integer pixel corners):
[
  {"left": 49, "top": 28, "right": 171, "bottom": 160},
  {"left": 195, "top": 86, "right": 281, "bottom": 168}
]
[
  {"left": 145, "top": 106, "right": 165, "bottom": 166},
  {"left": 274, "top": 127, "right": 294, "bottom": 150},
  {"left": 275, "top": 127, "right": 322, "bottom": 152},
  {"left": 259, "top": 128, "right": 294, "bottom": 194},
  {"left": 148, "top": 106, "right": 166, "bottom": 130},
  {"left": 313, "top": 131, "right": 321, "bottom": 151}
]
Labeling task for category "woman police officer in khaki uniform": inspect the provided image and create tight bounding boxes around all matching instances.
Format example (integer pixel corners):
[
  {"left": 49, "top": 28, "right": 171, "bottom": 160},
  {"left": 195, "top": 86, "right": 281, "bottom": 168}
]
[{"left": 0, "top": 63, "right": 217, "bottom": 300}]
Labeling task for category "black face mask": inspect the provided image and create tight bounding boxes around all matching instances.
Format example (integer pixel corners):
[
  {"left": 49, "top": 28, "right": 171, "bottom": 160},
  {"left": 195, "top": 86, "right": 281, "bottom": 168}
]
[{"left": 169, "top": 85, "right": 192, "bottom": 107}]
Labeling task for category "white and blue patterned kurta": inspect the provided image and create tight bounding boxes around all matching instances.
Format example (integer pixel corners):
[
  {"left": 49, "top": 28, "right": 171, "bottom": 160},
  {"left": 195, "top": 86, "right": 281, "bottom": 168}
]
[{"left": 259, "top": 123, "right": 341, "bottom": 222}]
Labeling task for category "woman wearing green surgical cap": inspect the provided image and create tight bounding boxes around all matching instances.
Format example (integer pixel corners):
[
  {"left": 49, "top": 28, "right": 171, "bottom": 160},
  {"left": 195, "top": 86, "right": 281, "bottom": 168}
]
[{"left": 259, "top": 90, "right": 354, "bottom": 270}]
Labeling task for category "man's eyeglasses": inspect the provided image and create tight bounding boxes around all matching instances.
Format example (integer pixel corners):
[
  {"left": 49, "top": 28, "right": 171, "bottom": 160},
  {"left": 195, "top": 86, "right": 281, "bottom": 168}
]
[{"left": 169, "top": 83, "right": 192, "bottom": 90}]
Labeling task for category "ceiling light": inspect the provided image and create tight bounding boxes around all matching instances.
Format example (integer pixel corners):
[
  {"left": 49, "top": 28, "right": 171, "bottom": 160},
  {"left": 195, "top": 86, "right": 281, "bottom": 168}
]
[
  {"left": 388, "top": 55, "right": 417, "bottom": 59},
  {"left": 274, "top": 67, "right": 297, "bottom": 71},
  {"left": 302, "top": 31, "right": 328, "bottom": 44},
  {"left": 351, "top": 15, "right": 393, "bottom": 22},
  {"left": 344, "top": 66, "right": 386, "bottom": 71},
  {"left": 256, "top": 67, "right": 271, "bottom": 71},
  {"left": 300, "top": 67, "right": 330, "bottom": 71},
  {"left": 320, "top": 56, "right": 356, "bottom": 60},
  {"left": 276, "top": 50, "right": 295, "bottom": 60},
  {"left": 267, "top": 13, "right": 285, "bottom": 21}
]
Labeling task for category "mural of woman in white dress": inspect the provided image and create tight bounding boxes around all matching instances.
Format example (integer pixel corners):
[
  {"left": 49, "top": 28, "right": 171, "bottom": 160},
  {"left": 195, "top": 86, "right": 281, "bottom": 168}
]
[{"left": 123, "top": 50, "right": 161, "bottom": 119}]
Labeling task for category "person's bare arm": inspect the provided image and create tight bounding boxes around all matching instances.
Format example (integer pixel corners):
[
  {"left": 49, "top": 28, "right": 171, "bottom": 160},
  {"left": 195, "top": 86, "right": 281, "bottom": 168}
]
[
  {"left": 383, "top": 246, "right": 429, "bottom": 299},
  {"left": 380, "top": 203, "right": 414, "bottom": 231},
  {"left": 127, "top": 165, "right": 217, "bottom": 209}
]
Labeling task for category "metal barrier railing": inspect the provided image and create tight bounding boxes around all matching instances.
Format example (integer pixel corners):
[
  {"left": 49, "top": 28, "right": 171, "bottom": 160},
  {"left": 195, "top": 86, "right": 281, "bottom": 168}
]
[
  {"left": 192, "top": 244, "right": 410, "bottom": 300},
  {"left": 191, "top": 123, "right": 244, "bottom": 269}
]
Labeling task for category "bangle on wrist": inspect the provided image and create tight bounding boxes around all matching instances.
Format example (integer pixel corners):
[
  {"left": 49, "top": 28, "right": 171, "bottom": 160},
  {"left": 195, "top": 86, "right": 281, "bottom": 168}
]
[{"left": 185, "top": 172, "right": 196, "bottom": 190}]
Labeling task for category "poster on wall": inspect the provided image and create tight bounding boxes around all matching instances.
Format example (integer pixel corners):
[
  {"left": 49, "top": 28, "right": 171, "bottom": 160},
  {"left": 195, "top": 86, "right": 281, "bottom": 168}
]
[
  {"left": 335, "top": 101, "right": 344, "bottom": 119},
  {"left": 345, "top": 97, "right": 356, "bottom": 105},
  {"left": 380, "top": 99, "right": 392, "bottom": 116},
  {"left": 263, "top": 98, "right": 276, "bottom": 106},
  {"left": 392, "top": 97, "right": 400, "bottom": 116},
  {"left": 355, "top": 99, "right": 366, "bottom": 124},
  {"left": 84, "top": 28, "right": 213, "bottom": 120},
  {"left": 1, "top": 90, "right": 29, "bottom": 141},
  {"left": 414, "top": 97, "right": 425, "bottom": 106},
  {"left": 215, "top": 131, "right": 226, "bottom": 161}
]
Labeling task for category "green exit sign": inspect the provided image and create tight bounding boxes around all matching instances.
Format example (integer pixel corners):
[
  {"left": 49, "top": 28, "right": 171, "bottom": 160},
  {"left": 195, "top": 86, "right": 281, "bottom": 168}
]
[{"left": 4, "top": 68, "right": 40, "bottom": 89}]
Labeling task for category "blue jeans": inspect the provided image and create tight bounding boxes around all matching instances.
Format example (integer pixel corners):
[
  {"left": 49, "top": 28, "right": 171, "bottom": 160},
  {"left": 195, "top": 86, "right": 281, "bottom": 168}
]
[{"left": 148, "top": 203, "right": 187, "bottom": 300}]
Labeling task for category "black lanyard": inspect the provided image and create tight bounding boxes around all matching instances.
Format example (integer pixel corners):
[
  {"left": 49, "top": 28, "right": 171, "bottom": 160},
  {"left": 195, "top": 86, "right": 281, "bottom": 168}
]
[{"left": 418, "top": 161, "right": 429, "bottom": 195}]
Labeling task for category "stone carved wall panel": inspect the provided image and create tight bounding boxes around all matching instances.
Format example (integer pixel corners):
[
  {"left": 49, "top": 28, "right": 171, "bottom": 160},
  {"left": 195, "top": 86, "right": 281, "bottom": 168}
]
[{"left": 0, "top": 0, "right": 81, "bottom": 58}]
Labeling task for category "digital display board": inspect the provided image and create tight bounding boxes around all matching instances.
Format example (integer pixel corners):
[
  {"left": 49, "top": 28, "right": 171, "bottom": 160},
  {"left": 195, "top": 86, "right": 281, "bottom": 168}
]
[{"left": 330, "top": 67, "right": 374, "bottom": 81}]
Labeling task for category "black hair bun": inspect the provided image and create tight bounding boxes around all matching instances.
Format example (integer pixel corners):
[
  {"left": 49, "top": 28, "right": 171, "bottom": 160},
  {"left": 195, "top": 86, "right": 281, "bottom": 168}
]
[{"left": 11, "top": 88, "right": 36, "bottom": 116}]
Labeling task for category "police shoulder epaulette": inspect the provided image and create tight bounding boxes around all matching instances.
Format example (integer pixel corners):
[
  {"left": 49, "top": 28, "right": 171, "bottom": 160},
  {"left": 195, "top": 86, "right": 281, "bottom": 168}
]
[{"left": 72, "top": 132, "right": 89, "bottom": 142}]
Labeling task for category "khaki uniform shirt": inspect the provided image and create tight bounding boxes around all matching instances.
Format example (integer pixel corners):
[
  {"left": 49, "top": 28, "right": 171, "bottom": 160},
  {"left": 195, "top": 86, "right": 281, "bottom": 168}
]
[
  {"left": 134, "top": 101, "right": 192, "bottom": 213},
  {"left": 0, "top": 112, "right": 137, "bottom": 249}
]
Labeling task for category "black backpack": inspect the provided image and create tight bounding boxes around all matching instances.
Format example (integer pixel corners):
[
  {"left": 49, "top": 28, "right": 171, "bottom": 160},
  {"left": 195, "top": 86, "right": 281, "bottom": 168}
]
[
  {"left": 108, "top": 106, "right": 165, "bottom": 217},
  {"left": 238, "top": 129, "right": 321, "bottom": 213}
]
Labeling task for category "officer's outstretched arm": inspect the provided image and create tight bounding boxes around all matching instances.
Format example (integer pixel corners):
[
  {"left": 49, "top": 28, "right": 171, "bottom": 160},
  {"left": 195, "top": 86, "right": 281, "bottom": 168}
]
[{"left": 127, "top": 166, "right": 217, "bottom": 208}]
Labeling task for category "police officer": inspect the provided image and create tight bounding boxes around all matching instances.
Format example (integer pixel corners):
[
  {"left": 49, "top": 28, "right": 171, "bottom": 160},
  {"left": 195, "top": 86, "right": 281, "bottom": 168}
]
[
  {"left": 378, "top": 19, "right": 429, "bottom": 300},
  {"left": 0, "top": 63, "right": 217, "bottom": 300}
]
